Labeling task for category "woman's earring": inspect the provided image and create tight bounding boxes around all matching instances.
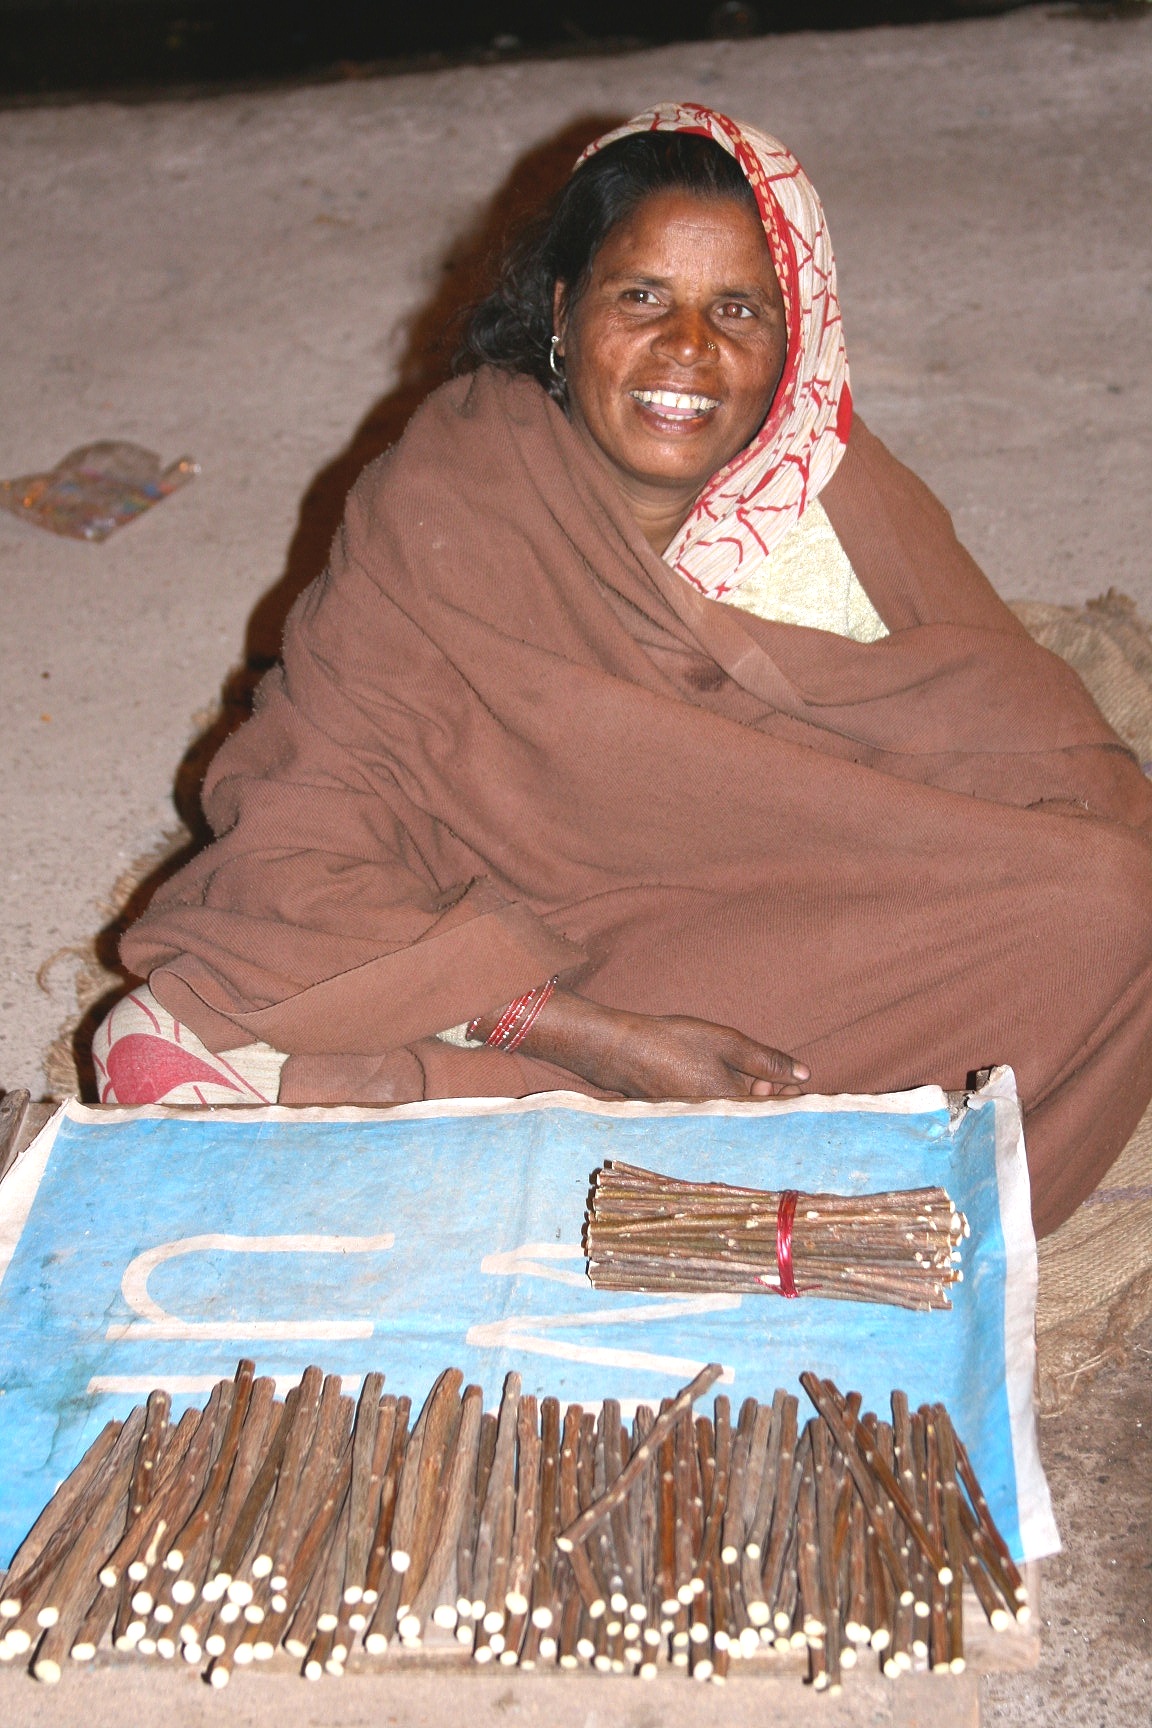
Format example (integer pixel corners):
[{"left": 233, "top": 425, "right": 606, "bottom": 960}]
[{"left": 549, "top": 334, "right": 565, "bottom": 380}]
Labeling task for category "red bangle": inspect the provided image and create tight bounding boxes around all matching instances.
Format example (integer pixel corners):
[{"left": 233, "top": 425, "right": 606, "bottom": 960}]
[
  {"left": 503, "top": 976, "right": 558, "bottom": 1052},
  {"left": 469, "top": 977, "right": 559, "bottom": 1053}
]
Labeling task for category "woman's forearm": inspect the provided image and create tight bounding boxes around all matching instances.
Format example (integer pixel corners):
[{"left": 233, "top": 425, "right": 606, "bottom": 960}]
[{"left": 470, "top": 985, "right": 808, "bottom": 1101}]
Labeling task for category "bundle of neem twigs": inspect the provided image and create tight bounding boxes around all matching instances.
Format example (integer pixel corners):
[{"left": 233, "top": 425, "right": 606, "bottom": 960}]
[
  {"left": 0, "top": 1358, "right": 1027, "bottom": 1690},
  {"left": 585, "top": 1162, "right": 969, "bottom": 1310}
]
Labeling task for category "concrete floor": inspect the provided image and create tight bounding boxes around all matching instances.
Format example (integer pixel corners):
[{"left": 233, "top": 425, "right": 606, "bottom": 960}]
[{"left": 1, "top": 4, "right": 1150, "bottom": 1721}]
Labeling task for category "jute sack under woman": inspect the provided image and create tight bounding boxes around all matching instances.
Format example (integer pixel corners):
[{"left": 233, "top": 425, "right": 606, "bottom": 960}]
[{"left": 1008, "top": 592, "right": 1152, "bottom": 1404}]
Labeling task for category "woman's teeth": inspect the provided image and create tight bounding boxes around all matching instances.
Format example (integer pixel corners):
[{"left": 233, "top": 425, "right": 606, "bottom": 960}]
[{"left": 630, "top": 389, "right": 719, "bottom": 416}]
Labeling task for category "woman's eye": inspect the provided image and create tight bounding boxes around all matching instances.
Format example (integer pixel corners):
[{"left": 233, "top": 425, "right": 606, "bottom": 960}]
[
  {"left": 621, "top": 288, "right": 660, "bottom": 306},
  {"left": 718, "top": 301, "right": 756, "bottom": 320}
]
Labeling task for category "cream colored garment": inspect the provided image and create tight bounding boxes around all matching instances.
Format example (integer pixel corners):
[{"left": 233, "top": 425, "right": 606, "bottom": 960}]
[{"left": 721, "top": 497, "right": 888, "bottom": 642}]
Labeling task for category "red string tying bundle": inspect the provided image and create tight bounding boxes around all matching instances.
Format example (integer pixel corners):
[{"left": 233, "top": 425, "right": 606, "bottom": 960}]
[{"left": 776, "top": 1188, "right": 800, "bottom": 1298}]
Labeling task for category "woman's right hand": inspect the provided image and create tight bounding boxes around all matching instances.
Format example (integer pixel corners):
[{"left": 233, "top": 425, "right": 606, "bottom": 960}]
[{"left": 477, "top": 986, "right": 809, "bottom": 1101}]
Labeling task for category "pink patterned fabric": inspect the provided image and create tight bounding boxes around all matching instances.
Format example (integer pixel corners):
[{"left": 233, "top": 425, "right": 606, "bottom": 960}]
[
  {"left": 92, "top": 987, "right": 279, "bottom": 1106},
  {"left": 577, "top": 104, "right": 851, "bottom": 600}
]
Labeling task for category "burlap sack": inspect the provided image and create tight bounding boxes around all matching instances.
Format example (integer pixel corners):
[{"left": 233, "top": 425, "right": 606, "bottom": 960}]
[{"left": 1009, "top": 591, "right": 1152, "bottom": 1401}]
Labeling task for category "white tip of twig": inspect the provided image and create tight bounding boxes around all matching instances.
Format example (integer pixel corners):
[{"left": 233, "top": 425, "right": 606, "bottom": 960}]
[
  {"left": 1016, "top": 1604, "right": 1031, "bottom": 1624},
  {"left": 841, "top": 1645, "right": 857, "bottom": 1669},
  {"left": 363, "top": 1632, "right": 387, "bottom": 1655},
  {"left": 271, "top": 1593, "right": 287, "bottom": 1614},
  {"left": 559, "top": 1652, "right": 579, "bottom": 1669},
  {"left": 456, "top": 1625, "right": 473, "bottom": 1646},
  {"left": 676, "top": 1583, "right": 695, "bottom": 1605},
  {"left": 871, "top": 1627, "right": 891, "bottom": 1651},
  {"left": 938, "top": 1566, "right": 953, "bottom": 1586},
  {"left": 472, "top": 1644, "right": 494, "bottom": 1665},
  {"left": 505, "top": 1590, "right": 529, "bottom": 1616},
  {"left": 32, "top": 1657, "right": 63, "bottom": 1685},
  {"left": 244, "top": 1604, "right": 264, "bottom": 1625},
  {"left": 204, "top": 1632, "right": 227, "bottom": 1657},
  {"left": 391, "top": 1550, "right": 411, "bottom": 1573},
  {"left": 303, "top": 1659, "right": 323, "bottom": 1681},
  {"left": 283, "top": 1638, "right": 308, "bottom": 1660},
  {"left": 720, "top": 1544, "right": 738, "bottom": 1565},
  {"left": 738, "top": 1627, "right": 759, "bottom": 1656},
  {"left": 200, "top": 1577, "right": 226, "bottom": 1602},
  {"left": 254, "top": 1641, "right": 274, "bottom": 1662},
  {"left": 554, "top": 1535, "right": 573, "bottom": 1553},
  {"left": 432, "top": 1604, "right": 458, "bottom": 1631},
  {"left": 251, "top": 1555, "right": 273, "bottom": 1579},
  {"left": 226, "top": 1578, "right": 254, "bottom": 1606},
  {"left": 489, "top": 1632, "right": 505, "bottom": 1655},
  {"left": 182, "top": 1643, "right": 202, "bottom": 1665},
  {"left": 36, "top": 1605, "right": 60, "bottom": 1629},
  {"left": 218, "top": 1601, "right": 241, "bottom": 1625},
  {"left": 498, "top": 1649, "right": 518, "bottom": 1667},
  {"left": 990, "top": 1607, "right": 1012, "bottom": 1631},
  {"left": 343, "top": 1585, "right": 363, "bottom": 1605},
  {"left": 154, "top": 1603, "right": 174, "bottom": 1625},
  {"left": 233, "top": 1643, "right": 254, "bottom": 1667},
  {"left": 0, "top": 1599, "right": 19, "bottom": 1618},
  {"left": 692, "top": 1659, "right": 713, "bottom": 1681},
  {"left": 539, "top": 1636, "right": 557, "bottom": 1660},
  {"left": 170, "top": 1579, "right": 196, "bottom": 1605},
  {"left": 482, "top": 1608, "right": 504, "bottom": 1634},
  {"left": 5, "top": 1628, "right": 32, "bottom": 1655},
  {"left": 138, "top": 1637, "right": 157, "bottom": 1656},
  {"left": 70, "top": 1642, "right": 96, "bottom": 1662},
  {"left": 157, "top": 1637, "right": 177, "bottom": 1660},
  {"left": 397, "top": 1613, "right": 421, "bottom": 1640}
]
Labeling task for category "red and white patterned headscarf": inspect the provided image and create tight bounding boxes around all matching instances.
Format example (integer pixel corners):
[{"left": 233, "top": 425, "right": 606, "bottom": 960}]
[{"left": 577, "top": 104, "right": 851, "bottom": 600}]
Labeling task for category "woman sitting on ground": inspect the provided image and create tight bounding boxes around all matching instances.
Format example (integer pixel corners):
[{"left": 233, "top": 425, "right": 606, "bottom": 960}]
[{"left": 104, "top": 105, "right": 1152, "bottom": 1237}]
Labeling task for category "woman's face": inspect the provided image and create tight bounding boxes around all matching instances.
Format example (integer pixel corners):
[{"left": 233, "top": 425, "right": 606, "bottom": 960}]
[{"left": 554, "top": 188, "right": 788, "bottom": 553}]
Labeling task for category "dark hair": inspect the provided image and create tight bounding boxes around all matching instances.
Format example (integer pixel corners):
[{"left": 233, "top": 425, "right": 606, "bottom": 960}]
[{"left": 455, "top": 132, "right": 759, "bottom": 402}]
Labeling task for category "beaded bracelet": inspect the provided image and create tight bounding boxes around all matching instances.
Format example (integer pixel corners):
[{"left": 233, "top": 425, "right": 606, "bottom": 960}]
[{"left": 468, "top": 976, "right": 559, "bottom": 1053}]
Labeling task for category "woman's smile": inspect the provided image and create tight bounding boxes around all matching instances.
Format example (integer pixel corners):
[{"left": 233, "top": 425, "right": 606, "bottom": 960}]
[{"left": 628, "top": 387, "right": 722, "bottom": 425}]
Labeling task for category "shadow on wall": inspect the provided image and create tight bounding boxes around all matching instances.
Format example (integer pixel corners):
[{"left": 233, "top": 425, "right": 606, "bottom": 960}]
[{"left": 66, "top": 113, "right": 624, "bottom": 1097}]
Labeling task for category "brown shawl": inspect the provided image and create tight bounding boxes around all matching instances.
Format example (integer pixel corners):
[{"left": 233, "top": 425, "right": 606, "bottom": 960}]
[{"left": 123, "top": 369, "right": 1152, "bottom": 1228}]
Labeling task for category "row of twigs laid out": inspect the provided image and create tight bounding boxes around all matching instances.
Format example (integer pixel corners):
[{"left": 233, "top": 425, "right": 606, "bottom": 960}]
[
  {"left": 0, "top": 1359, "right": 1027, "bottom": 1690},
  {"left": 585, "top": 1162, "right": 969, "bottom": 1309}
]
